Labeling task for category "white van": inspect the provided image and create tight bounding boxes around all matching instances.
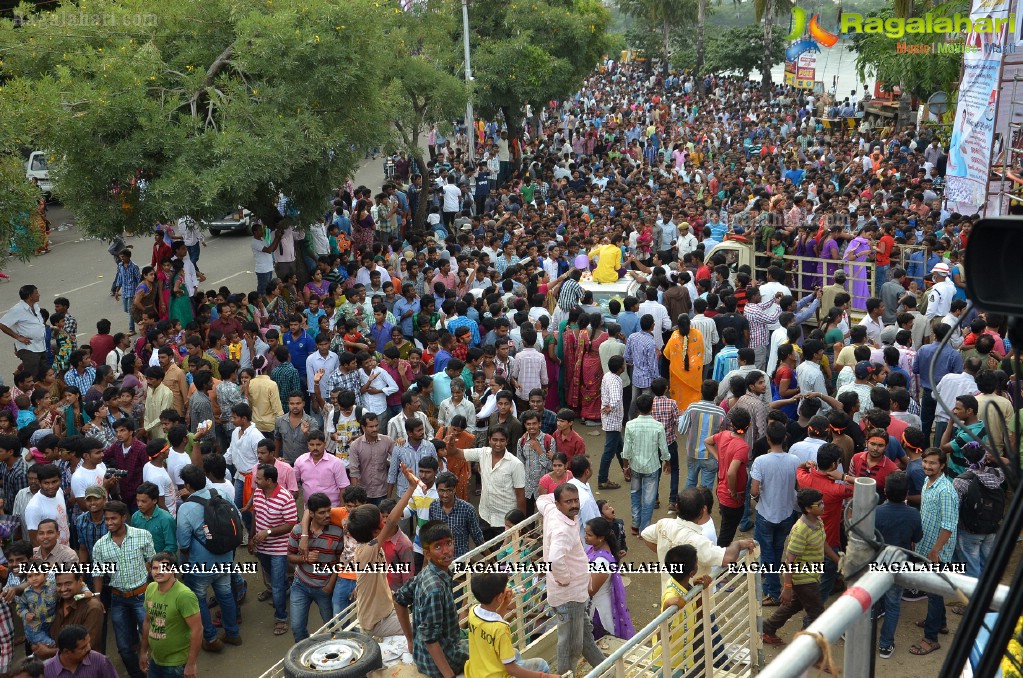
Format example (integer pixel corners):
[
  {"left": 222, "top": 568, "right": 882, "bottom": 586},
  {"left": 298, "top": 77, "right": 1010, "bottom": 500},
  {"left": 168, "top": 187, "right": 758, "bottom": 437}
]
[{"left": 25, "top": 151, "right": 52, "bottom": 197}]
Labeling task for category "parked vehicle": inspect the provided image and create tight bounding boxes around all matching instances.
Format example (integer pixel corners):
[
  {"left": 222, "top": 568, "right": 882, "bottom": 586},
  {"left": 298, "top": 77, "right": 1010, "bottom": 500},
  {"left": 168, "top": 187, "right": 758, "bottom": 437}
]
[
  {"left": 25, "top": 151, "right": 52, "bottom": 197},
  {"left": 204, "top": 208, "right": 252, "bottom": 235}
]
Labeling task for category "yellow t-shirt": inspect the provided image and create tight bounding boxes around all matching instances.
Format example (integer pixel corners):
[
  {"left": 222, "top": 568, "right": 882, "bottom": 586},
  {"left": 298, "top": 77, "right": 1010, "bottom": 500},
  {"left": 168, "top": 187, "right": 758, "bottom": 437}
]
[
  {"left": 655, "top": 578, "right": 700, "bottom": 673},
  {"left": 465, "top": 605, "right": 515, "bottom": 678},
  {"left": 590, "top": 244, "right": 622, "bottom": 284}
]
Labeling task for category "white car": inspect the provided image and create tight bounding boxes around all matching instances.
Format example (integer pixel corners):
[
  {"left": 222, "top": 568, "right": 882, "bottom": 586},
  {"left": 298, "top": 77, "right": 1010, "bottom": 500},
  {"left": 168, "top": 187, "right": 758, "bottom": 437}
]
[
  {"left": 25, "top": 151, "right": 52, "bottom": 197},
  {"left": 580, "top": 273, "right": 641, "bottom": 314}
]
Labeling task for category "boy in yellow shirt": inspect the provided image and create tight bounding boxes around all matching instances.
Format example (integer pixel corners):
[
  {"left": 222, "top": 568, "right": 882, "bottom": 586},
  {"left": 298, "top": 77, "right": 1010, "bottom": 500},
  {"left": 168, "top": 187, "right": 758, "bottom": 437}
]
[
  {"left": 465, "top": 572, "right": 558, "bottom": 678},
  {"left": 659, "top": 544, "right": 712, "bottom": 674}
]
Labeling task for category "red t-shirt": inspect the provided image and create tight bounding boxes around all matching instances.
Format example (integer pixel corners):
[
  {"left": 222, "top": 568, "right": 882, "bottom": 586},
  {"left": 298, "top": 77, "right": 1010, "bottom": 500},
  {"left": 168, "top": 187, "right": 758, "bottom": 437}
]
[
  {"left": 875, "top": 235, "right": 895, "bottom": 266},
  {"left": 554, "top": 429, "right": 586, "bottom": 462},
  {"left": 89, "top": 334, "right": 115, "bottom": 366},
  {"left": 850, "top": 452, "right": 899, "bottom": 493},
  {"left": 796, "top": 467, "right": 854, "bottom": 547},
  {"left": 713, "top": 431, "right": 749, "bottom": 509}
]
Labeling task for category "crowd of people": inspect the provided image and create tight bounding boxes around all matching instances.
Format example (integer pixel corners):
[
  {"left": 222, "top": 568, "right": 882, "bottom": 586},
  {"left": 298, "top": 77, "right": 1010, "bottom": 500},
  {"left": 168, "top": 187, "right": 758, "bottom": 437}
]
[{"left": 0, "top": 57, "right": 1006, "bottom": 678}]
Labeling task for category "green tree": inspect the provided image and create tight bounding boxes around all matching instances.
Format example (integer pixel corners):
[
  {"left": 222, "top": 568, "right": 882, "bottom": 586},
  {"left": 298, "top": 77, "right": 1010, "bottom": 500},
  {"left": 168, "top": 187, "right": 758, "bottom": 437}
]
[
  {"left": 705, "top": 25, "right": 784, "bottom": 81},
  {"left": 384, "top": 0, "right": 467, "bottom": 229},
  {"left": 470, "top": 0, "right": 612, "bottom": 163},
  {"left": 850, "top": 1, "right": 966, "bottom": 115},
  {"left": 0, "top": 0, "right": 392, "bottom": 238},
  {"left": 617, "top": 0, "right": 695, "bottom": 71}
]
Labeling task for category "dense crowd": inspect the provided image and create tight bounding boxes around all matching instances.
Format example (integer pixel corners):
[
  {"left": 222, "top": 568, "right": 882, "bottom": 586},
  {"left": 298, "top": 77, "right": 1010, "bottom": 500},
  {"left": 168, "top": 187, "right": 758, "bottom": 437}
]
[{"left": 0, "top": 59, "right": 1007, "bottom": 678}]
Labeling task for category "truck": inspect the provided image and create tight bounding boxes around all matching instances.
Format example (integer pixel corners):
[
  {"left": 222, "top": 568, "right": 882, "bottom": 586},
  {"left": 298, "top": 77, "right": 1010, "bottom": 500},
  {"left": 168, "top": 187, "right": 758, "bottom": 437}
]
[{"left": 25, "top": 151, "right": 51, "bottom": 198}]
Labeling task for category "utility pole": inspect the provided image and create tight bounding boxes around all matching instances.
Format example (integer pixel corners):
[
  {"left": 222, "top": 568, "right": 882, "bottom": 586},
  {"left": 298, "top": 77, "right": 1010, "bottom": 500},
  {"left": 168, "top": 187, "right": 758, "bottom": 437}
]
[{"left": 461, "top": 0, "right": 475, "bottom": 164}]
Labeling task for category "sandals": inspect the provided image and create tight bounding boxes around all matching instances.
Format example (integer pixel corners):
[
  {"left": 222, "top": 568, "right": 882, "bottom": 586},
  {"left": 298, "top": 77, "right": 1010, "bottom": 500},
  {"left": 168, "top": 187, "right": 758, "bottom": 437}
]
[
  {"left": 915, "top": 620, "right": 949, "bottom": 634},
  {"left": 273, "top": 620, "right": 288, "bottom": 636},
  {"left": 598, "top": 481, "right": 621, "bottom": 490},
  {"left": 631, "top": 526, "right": 640, "bottom": 536},
  {"left": 950, "top": 605, "right": 966, "bottom": 616},
  {"left": 622, "top": 463, "right": 632, "bottom": 483},
  {"left": 258, "top": 590, "right": 273, "bottom": 603},
  {"left": 909, "top": 639, "right": 941, "bottom": 655},
  {"left": 762, "top": 595, "right": 781, "bottom": 607}
]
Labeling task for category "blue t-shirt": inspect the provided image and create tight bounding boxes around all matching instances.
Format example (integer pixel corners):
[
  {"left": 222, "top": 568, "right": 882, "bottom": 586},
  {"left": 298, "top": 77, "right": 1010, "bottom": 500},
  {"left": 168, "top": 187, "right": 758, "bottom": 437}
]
[
  {"left": 905, "top": 457, "right": 926, "bottom": 499},
  {"left": 875, "top": 502, "right": 922, "bottom": 550}
]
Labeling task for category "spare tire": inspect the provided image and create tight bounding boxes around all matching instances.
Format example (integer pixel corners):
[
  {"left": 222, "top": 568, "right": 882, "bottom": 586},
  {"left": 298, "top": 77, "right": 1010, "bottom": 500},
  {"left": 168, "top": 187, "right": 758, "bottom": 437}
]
[{"left": 283, "top": 631, "right": 383, "bottom": 678}]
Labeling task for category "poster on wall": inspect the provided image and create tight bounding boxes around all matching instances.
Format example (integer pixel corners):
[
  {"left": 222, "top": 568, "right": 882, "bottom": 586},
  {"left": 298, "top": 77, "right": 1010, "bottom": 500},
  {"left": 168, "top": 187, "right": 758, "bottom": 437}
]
[
  {"left": 946, "top": 0, "right": 1013, "bottom": 214},
  {"left": 783, "top": 51, "right": 817, "bottom": 90}
]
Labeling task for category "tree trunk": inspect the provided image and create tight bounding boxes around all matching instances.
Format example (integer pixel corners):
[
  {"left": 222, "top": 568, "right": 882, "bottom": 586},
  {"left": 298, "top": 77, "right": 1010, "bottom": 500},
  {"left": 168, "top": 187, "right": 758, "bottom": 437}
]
[
  {"left": 411, "top": 149, "right": 431, "bottom": 232},
  {"left": 662, "top": 19, "right": 672, "bottom": 74},
  {"left": 897, "top": 88, "right": 913, "bottom": 133},
  {"left": 761, "top": 0, "right": 775, "bottom": 95},
  {"left": 696, "top": 0, "right": 706, "bottom": 81},
  {"left": 501, "top": 105, "right": 524, "bottom": 173}
]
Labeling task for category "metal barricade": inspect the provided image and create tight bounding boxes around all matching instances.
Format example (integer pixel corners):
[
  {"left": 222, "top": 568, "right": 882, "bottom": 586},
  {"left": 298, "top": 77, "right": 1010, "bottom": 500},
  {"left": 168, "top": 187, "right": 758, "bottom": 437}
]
[
  {"left": 582, "top": 551, "right": 763, "bottom": 678},
  {"left": 258, "top": 513, "right": 564, "bottom": 677},
  {"left": 776, "top": 252, "right": 876, "bottom": 315}
]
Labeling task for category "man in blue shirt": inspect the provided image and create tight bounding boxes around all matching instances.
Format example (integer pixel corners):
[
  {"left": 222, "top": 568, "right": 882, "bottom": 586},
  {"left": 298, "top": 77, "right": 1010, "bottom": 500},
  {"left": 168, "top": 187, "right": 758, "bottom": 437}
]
[
  {"left": 873, "top": 471, "right": 922, "bottom": 657},
  {"left": 283, "top": 316, "right": 316, "bottom": 389},
  {"left": 392, "top": 284, "right": 420, "bottom": 339},
  {"left": 913, "top": 323, "right": 963, "bottom": 442},
  {"left": 616, "top": 297, "right": 641, "bottom": 338},
  {"left": 176, "top": 464, "right": 241, "bottom": 649}
]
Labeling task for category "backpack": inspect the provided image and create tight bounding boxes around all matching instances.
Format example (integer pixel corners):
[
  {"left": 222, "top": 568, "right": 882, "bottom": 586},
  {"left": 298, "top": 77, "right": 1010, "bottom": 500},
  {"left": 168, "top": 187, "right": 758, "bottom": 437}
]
[
  {"left": 188, "top": 489, "right": 244, "bottom": 554},
  {"left": 959, "top": 471, "right": 1004, "bottom": 535}
]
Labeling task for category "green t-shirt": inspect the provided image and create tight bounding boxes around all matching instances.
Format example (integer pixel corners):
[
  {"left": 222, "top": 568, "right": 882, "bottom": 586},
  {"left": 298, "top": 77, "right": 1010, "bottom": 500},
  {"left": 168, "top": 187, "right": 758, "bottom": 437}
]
[{"left": 145, "top": 579, "right": 200, "bottom": 667}]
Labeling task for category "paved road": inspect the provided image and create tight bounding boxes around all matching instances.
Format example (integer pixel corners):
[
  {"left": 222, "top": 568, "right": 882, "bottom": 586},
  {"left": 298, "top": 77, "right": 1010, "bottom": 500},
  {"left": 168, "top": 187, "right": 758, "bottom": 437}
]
[{"left": 0, "top": 155, "right": 394, "bottom": 381}]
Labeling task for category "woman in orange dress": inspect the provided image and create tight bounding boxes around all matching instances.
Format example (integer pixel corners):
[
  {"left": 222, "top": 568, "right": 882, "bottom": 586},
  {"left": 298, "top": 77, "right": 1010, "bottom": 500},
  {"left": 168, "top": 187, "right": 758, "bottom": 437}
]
[
  {"left": 437, "top": 414, "right": 476, "bottom": 500},
  {"left": 663, "top": 313, "right": 705, "bottom": 412},
  {"left": 580, "top": 313, "right": 609, "bottom": 422}
]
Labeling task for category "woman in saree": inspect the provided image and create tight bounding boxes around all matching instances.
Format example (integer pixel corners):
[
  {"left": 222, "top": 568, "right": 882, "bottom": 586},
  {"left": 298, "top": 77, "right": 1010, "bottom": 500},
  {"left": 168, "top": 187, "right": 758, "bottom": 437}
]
[
  {"left": 664, "top": 313, "right": 705, "bottom": 412},
  {"left": 564, "top": 313, "right": 588, "bottom": 410},
  {"left": 132, "top": 266, "right": 160, "bottom": 329},
  {"left": 541, "top": 316, "right": 561, "bottom": 412},
  {"left": 559, "top": 309, "right": 581, "bottom": 410},
  {"left": 156, "top": 258, "right": 173, "bottom": 320},
  {"left": 794, "top": 224, "right": 820, "bottom": 291},
  {"left": 265, "top": 279, "right": 290, "bottom": 328},
  {"left": 818, "top": 224, "right": 843, "bottom": 281},
  {"left": 580, "top": 313, "right": 609, "bottom": 422},
  {"left": 168, "top": 258, "right": 194, "bottom": 326},
  {"left": 844, "top": 223, "right": 874, "bottom": 309},
  {"left": 585, "top": 517, "right": 635, "bottom": 641},
  {"left": 353, "top": 198, "right": 375, "bottom": 258}
]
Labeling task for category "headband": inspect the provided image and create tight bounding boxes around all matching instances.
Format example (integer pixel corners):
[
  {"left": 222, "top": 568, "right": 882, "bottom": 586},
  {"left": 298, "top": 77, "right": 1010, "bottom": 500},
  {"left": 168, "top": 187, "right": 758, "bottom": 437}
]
[
  {"left": 868, "top": 436, "right": 887, "bottom": 446},
  {"left": 149, "top": 443, "right": 170, "bottom": 460},
  {"left": 901, "top": 432, "right": 922, "bottom": 453},
  {"left": 734, "top": 426, "right": 748, "bottom": 435}
]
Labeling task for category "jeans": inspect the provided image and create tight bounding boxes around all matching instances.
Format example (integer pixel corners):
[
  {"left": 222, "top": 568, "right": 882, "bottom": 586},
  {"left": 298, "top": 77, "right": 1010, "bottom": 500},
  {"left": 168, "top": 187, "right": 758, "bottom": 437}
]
[
  {"left": 878, "top": 584, "right": 903, "bottom": 649},
  {"left": 629, "top": 386, "right": 652, "bottom": 420},
  {"left": 256, "top": 271, "right": 273, "bottom": 296},
  {"left": 257, "top": 553, "right": 289, "bottom": 621},
  {"left": 187, "top": 572, "right": 239, "bottom": 642},
  {"left": 685, "top": 456, "right": 718, "bottom": 490},
  {"left": 553, "top": 601, "right": 606, "bottom": 674},
  {"left": 518, "top": 657, "right": 550, "bottom": 673},
  {"left": 25, "top": 623, "right": 53, "bottom": 646},
  {"left": 933, "top": 420, "right": 949, "bottom": 449},
  {"left": 754, "top": 511, "right": 797, "bottom": 601},
  {"left": 921, "top": 388, "right": 936, "bottom": 442},
  {"left": 123, "top": 295, "right": 135, "bottom": 333},
  {"left": 111, "top": 593, "right": 147, "bottom": 678},
  {"left": 738, "top": 476, "right": 754, "bottom": 532},
  {"left": 598, "top": 430, "right": 624, "bottom": 483},
  {"left": 923, "top": 592, "right": 946, "bottom": 641},
  {"left": 630, "top": 471, "right": 658, "bottom": 531},
  {"left": 666, "top": 441, "right": 679, "bottom": 505},
  {"left": 291, "top": 579, "right": 334, "bottom": 642},
  {"left": 149, "top": 665, "right": 185, "bottom": 678},
  {"left": 955, "top": 530, "right": 996, "bottom": 578},
  {"left": 875, "top": 264, "right": 889, "bottom": 293},
  {"left": 186, "top": 243, "right": 201, "bottom": 266},
  {"left": 332, "top": 577, "right": 357, "bottom": 617}
]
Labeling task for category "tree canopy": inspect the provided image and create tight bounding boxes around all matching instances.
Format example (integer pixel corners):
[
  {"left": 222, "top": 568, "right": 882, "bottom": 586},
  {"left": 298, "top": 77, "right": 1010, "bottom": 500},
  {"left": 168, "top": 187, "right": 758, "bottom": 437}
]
[
  {"left": 0, "top": 0, "right": 393, "bottom": 238},
  {"left": 469, "top": 0, "right": 613, "bottom": 136}
]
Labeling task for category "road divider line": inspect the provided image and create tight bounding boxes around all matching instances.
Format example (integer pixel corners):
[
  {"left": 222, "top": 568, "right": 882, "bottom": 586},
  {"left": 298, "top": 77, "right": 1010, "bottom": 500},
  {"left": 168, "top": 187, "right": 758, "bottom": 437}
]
[
  {"left": 54, "top": 280, "right": 105, "bottom": 296},
  {"left": 209, "top": 271, "right": 252, "bottom": 286}
]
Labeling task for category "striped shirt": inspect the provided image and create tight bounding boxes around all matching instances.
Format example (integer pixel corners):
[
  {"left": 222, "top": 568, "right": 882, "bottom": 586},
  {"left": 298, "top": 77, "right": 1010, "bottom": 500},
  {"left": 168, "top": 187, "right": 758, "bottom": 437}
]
[
  {"left": 712, "top": 346, "right": 739, "bottom": 382},
  {"left": 252, "top": 484, "right": 298, "bottom": 556},
  {"left": 74, "top": 512, "right": 108, "bottom": 561},
  {"left": 743, "top": 298, "right": 781, "bottom": 349},
  {"left": 92, "top": 526, "right": 155, "bottom": 591},
  {"left": 327, "top": 368, "right": 364, "bottom": 409},
  {"left": 114, "top": 261, "right": 142, "bottom": 299},
  {"left": 785, "top": 518, "right": 826, "bottom": 585},
  {"left": 680, "top": 400, "right": 726, "bottom": 460},
  {"left": 510, "top": 348, "right": 547, "bottom": 400},
  {"left": 622, "top": 415, "right": 669, "bottom": 475},
  {"left": 600, "top": 372, "right": 624, "bottom": 432},
  {"left": 289, "top": 523, "right": 345, "bottom": 588},
  {"left": 557, "top": 278, "right": 583, "bottom": 312}
]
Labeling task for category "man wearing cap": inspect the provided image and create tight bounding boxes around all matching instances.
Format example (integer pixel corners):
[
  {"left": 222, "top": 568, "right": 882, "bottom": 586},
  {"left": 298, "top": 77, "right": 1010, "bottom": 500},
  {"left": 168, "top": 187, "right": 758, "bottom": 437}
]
[
  {"left": 925, "top": 262, "right": 955, "bottom": 327},
  {"left": 676, "top": 222, "right": 698, "bottom": 258}
]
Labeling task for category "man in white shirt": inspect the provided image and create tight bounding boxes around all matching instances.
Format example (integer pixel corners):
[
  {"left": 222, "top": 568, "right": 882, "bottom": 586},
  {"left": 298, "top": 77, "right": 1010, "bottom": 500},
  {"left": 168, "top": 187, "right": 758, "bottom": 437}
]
[
  {"left": 675, "top": 222, "right": 698, "bottom": 258},
  {"left": 925, "top": 262, "right": 955, "bottom": 323},
  {"left": 0, "top": 284, "right": 47, "bottom": 375},
  {"left": 105, "top": 333, "right": 131, "bottom": 379},
  {"left": 252, "top": 224, "right": 284, "bottom": 296},
  {"left": 171, "top": 240, "right": 202, "bottom": 297},
  {"left": 690, "top": 299, "right": 719, "bottom": 379},
  {"left": 638, "top": 288, "right": 672, "bottom": 350},
  {"left": 179, "top": 216, "right": 206, "bottom": 266},
  {"left": 858, "top": 297, "right": 885, "bottom": 346},
  {"left": 939, "top": 299, "right": 968, "bottom": 350},
  {"left": 358, "top": 355, "right": 399, "bottom": 416},
  {"left": 441, "top": 176, "right": 462, "bottom": 230},
  {"left": 272, "top": 226, "right": 305, "bottom": 280}
]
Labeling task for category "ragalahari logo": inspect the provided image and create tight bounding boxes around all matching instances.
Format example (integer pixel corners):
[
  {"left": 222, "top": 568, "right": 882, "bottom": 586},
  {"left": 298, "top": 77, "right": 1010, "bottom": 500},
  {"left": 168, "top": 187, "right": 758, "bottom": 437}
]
[{"left": 786, "top": 7, "right": 839, "bottom": 61}]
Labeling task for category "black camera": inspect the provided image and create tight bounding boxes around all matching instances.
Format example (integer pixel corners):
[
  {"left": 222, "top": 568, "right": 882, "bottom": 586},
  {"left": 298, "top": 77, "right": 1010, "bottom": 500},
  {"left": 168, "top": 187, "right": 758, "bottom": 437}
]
[{"left": 105, "top": 469, "right": 128, "bottom": 478}]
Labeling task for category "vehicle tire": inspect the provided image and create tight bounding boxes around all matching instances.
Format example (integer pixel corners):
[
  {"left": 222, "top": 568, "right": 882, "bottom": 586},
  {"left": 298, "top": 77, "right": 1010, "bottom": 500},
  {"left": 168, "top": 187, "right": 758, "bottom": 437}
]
[{"left": 283, "top": 632, "right": 383, "bottom": 678}]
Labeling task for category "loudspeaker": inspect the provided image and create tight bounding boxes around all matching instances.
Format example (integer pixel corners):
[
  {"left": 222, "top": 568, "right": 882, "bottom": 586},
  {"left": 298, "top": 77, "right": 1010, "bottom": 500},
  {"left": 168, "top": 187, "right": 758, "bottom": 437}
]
[{"left": 965, "top": 217, "right": 1023, "bottom": 316}]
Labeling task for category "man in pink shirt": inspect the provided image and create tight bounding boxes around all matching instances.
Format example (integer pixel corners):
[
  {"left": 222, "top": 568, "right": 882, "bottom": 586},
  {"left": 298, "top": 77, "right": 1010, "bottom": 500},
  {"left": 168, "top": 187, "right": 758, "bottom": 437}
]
[
  {"left": 537, "top": 485, "right": 606, "bottom": 674},
  {"left": 244, "top": 439, "right": 298, "bottom": 504},
  {"left": 293, "top": 430, "right": 349, "bottom": 506}
]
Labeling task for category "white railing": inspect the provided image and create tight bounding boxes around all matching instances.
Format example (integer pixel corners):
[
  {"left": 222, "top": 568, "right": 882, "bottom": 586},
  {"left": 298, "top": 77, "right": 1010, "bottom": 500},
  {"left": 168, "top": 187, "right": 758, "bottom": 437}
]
[
  {"left": 259, "top": 512, "right": 570, "bottom": 677},
  {"left": 582, "top": 551, "right": 763, "bottom": 678}
]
